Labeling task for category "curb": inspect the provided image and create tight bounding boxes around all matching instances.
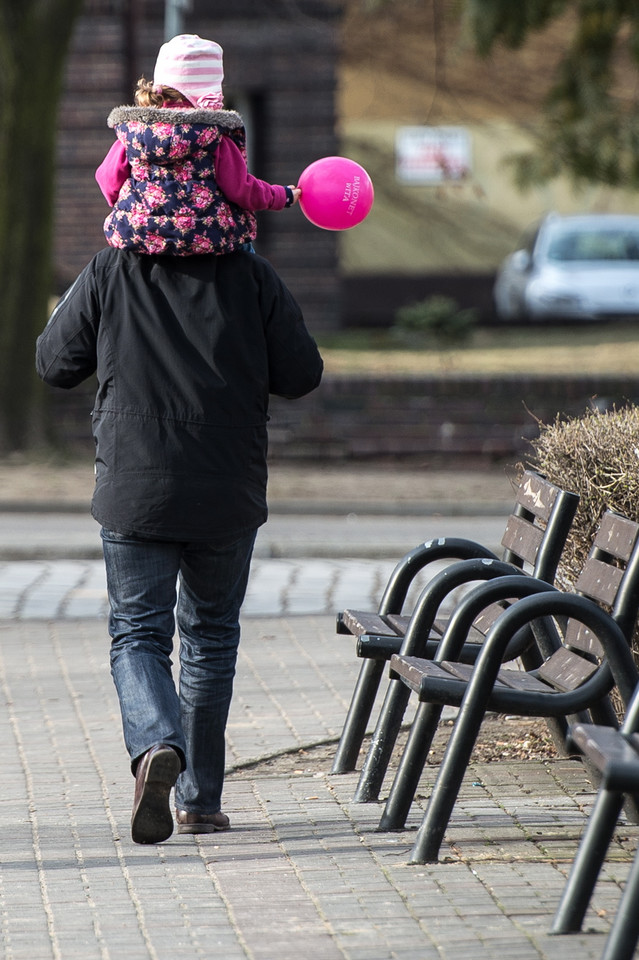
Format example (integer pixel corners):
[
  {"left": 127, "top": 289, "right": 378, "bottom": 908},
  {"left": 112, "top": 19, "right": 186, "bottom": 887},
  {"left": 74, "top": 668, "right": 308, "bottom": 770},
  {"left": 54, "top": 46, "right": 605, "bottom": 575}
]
[{"left": 0, "top": 498, "right": 511, "bottom": 518}]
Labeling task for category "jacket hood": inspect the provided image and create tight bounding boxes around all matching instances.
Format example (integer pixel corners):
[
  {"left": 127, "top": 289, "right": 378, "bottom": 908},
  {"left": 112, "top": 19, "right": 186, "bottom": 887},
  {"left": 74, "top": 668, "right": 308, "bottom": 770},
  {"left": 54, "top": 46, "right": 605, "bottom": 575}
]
[{"left": 107, "top": 105, "right": 245, "bottom": 130}]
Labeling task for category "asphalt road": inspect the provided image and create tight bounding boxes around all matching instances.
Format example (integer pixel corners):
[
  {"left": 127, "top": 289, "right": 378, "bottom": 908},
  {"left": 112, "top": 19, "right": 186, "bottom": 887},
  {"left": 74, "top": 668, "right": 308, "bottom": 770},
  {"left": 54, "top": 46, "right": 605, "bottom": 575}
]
[{"left": 0, "top": 508, "right": 507, "bottom": 561}]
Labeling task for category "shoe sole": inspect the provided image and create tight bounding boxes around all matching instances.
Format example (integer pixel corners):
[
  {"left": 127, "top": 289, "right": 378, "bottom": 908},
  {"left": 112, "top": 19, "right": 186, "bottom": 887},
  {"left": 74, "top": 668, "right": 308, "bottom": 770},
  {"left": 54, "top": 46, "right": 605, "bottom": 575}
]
[
  {"left": 131, "top": 748, "right": 181, "bottom": 845},
  {"left": 177, "top": 820, "right": 231, "bottom": 835}
]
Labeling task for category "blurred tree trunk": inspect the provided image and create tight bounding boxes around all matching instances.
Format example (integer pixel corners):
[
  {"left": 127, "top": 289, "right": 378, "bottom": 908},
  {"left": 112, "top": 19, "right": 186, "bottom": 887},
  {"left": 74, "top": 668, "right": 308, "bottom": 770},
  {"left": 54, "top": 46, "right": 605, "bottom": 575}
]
[{"left": 0, "top": 0, "right": 84, "bottom": 452}]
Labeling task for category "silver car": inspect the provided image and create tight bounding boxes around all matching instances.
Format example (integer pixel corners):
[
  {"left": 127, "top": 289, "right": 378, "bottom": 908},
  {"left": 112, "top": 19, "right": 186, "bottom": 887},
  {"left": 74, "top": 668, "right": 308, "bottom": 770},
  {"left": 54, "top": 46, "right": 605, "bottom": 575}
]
[{"left": 493, "top": 213, "right": 639, "bottom": 321}]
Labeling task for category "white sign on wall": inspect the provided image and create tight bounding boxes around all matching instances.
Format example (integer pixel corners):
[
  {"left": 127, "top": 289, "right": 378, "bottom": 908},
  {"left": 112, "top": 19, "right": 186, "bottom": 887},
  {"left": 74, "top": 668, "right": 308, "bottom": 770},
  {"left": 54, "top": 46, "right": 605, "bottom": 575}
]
[{"left": 395, "top": 126, "right": 472, "bottom": 184}]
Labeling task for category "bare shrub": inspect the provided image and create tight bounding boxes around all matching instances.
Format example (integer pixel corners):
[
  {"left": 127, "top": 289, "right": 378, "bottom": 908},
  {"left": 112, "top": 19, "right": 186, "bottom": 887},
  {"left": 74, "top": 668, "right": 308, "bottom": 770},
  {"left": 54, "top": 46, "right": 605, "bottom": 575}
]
[{"left": 526, "top": 404, "right": 639, "bottom": 672}]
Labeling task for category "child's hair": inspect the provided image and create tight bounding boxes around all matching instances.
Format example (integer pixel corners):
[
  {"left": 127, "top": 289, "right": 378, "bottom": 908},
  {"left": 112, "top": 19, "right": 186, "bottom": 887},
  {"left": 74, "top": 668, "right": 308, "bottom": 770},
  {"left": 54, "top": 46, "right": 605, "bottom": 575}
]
[{"left": 134, "top": 77, "right": 186, "bottom": 108}]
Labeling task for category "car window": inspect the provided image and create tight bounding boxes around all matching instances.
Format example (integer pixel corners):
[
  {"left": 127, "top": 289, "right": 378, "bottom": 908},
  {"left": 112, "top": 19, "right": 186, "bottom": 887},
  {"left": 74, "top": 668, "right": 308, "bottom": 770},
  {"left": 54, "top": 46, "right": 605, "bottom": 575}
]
[{"left": 546, "top": 228, "right": 639, "bottom": 262}]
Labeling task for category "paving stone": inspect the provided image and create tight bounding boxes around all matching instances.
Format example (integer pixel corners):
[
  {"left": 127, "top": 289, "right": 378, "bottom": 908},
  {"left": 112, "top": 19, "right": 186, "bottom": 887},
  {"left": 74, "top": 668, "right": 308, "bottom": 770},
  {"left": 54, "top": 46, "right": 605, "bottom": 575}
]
[{"left": 0, "top": 609, "right": 637, "bottom": 959}]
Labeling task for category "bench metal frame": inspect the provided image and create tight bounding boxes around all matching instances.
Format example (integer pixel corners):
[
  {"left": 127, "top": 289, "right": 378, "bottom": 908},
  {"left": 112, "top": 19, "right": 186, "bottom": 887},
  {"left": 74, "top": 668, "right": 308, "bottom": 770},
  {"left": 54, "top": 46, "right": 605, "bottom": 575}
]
[
  {"left": 388, "top": 511, "right": 639, "bottom": 864},
  {"left": 332, "top": 472, "right": 579, "bottom": 802},
  {"left": 552, "top": 683, "right": 639, "bottom": 960}
]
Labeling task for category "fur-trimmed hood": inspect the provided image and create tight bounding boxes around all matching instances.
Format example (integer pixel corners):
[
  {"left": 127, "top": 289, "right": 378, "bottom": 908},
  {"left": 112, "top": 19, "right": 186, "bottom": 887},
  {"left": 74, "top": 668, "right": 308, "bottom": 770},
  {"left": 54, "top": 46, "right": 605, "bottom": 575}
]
[{"left": 107, "top": 105, "right": 245, "bottom": 130}]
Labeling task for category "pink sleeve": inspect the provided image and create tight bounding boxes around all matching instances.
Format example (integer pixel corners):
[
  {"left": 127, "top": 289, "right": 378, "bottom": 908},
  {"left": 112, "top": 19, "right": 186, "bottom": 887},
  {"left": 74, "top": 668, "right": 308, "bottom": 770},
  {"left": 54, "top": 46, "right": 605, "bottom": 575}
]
[
  {"left": 95, "top": 139, "right": 130, "bottom": 206},
  {"left": 214, "top": 136, "right": 288, "bottom": 211}
]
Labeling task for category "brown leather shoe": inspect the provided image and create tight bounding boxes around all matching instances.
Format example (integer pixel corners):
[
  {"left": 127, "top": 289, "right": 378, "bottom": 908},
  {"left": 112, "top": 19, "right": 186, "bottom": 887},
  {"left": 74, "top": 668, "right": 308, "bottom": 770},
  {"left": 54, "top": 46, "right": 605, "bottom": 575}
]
[
  {"left": 131, "top": 744, "right": 181, "bottom": 844},
  {"left": 176, "top": 809, "right": 231, "bottom": 834}
]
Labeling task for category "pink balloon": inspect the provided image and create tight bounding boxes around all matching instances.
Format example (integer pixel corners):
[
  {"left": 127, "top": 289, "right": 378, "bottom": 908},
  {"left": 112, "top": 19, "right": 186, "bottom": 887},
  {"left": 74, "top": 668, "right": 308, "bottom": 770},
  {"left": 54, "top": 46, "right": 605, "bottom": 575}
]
[{"left": 298, "top": 156, "right": 374, "bottom": 231}]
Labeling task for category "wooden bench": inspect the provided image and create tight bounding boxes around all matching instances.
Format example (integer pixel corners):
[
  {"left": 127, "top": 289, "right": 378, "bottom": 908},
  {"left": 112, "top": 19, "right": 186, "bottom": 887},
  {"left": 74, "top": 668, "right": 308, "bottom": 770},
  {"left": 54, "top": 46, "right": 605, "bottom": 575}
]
[
  {"left": 337, "top": 469, "right": 578, "bottom": 646},
  {"left": 333, "top": 471, "right": 579, "bottom": 802},
  {"left": 551, "top": 681, "right": 639, "bottom": 960},
  {"left": 385, "top": 511, "right": 639, "bottom": 864}
]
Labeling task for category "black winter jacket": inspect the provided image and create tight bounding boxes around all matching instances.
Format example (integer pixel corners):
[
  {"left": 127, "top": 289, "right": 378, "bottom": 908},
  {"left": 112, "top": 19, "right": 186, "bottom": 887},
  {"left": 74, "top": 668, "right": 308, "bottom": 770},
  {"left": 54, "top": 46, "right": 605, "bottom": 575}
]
[{"left": 36, "top": 248, "right": 323, "bottom": 541}]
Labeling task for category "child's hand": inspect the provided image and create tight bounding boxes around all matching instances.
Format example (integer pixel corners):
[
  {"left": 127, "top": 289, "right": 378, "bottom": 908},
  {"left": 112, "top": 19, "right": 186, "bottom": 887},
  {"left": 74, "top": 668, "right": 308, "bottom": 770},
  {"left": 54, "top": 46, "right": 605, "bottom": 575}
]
[{"left": 287, "top": 186, "right": 301, "bottom": 206}]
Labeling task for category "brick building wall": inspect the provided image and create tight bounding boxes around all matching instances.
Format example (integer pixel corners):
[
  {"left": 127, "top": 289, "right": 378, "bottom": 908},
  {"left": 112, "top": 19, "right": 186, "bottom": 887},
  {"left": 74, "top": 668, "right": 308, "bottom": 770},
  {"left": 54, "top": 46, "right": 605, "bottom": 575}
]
[
  {"left": 49, "top": 370, "right": 637, "bottom": 463},
  {"left": 54, "top": 0, "right": 341, "bottom": 331}
]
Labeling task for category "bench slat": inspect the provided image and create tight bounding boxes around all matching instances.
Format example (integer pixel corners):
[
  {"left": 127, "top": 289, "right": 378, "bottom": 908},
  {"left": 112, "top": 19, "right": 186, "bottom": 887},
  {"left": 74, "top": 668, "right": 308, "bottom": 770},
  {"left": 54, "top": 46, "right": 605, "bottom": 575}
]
[
  {"left": 564, "top": 618, "right": 604, "bottom": 658},
  {"left": 390, "top": 656, "right": 459, "bottom": 694},
  {"left": 471, "top": 600, "right": 514, "bottom": 636},
  {"left": 500, "top": 515, "right": 544, "bottom": 566},
  {"left": 438, "top": 661, "right": 510, "bottom": 687},
  {"left": 344, "top": 610, "right": 498, "bottom": 650},
  {"left": 570, "top": 723, "right": 639, "bottom": 790},
  {"left": 394, "top": 646, "right": 602, "bottom": 700},
  {"left": 433, "top": 613, "right": 499, "bottom": 644},
  {"left": 590, "top": 511, "right": 639, "bottom": 562},
  {"left": 339, "top": 610, "right": 402, "bottom": 638},
  {"left": 487, "top": 667, "right": 551, "bottom": 693},
  {"left": 514, "top": 471, "right": 559, "bottom": 522},
  {"left": 437, "top": 661, "right": 554, "bottom": 694},
  {"left": 392, "top": 656, "right": 512, "bottom": 689},
  {"left": 535, "top": 647, "right": 599, "bottom": 692},
  {"left": 385, "top": 614, "right": 411, "bottom": 635},
  {"left": 574, "top": 557, "right": 623, "bottom": 608}
]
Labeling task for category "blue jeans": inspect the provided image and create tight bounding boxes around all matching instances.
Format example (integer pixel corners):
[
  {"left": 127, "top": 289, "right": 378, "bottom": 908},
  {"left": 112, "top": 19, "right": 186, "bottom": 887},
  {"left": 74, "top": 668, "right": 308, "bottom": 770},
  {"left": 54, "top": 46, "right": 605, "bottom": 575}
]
[{"left": 101, "top": 527, "right": 257, "bottom": 814}]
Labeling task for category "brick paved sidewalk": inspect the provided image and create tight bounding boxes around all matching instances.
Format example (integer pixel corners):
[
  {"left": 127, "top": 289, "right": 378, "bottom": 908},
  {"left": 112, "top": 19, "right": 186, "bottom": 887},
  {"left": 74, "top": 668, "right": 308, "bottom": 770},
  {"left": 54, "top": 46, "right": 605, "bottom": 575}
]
[{"left": 0, "top": 614, "right": 636, "bottom": 960}]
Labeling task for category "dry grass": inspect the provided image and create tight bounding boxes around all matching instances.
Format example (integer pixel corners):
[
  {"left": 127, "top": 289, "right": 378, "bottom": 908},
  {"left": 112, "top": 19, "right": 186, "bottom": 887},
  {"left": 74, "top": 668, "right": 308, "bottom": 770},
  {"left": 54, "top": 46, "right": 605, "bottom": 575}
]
[
  {"left": 529, "top": 406, "right": 639, "bottom": 588},
  {"left": 318, "top": 323, "right": 639, "bottom": 376},
  {"left": 527, "top": 406, "right": 639, "bottom": 688}
]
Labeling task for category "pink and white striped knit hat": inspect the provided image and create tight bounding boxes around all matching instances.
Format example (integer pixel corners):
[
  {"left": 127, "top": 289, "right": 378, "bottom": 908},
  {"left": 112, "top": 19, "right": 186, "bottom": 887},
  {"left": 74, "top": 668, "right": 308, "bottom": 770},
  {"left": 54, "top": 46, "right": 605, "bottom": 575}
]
[{"left": 153, "top": 34, "right": 224, "bottom": 109}]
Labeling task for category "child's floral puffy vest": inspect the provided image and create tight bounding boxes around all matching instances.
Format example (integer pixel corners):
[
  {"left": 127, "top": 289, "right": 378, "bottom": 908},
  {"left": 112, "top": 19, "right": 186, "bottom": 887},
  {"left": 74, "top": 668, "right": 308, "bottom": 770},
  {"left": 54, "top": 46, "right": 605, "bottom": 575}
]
[{"left": 104, "top": 106, "right": 257, "bottom": 256}]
